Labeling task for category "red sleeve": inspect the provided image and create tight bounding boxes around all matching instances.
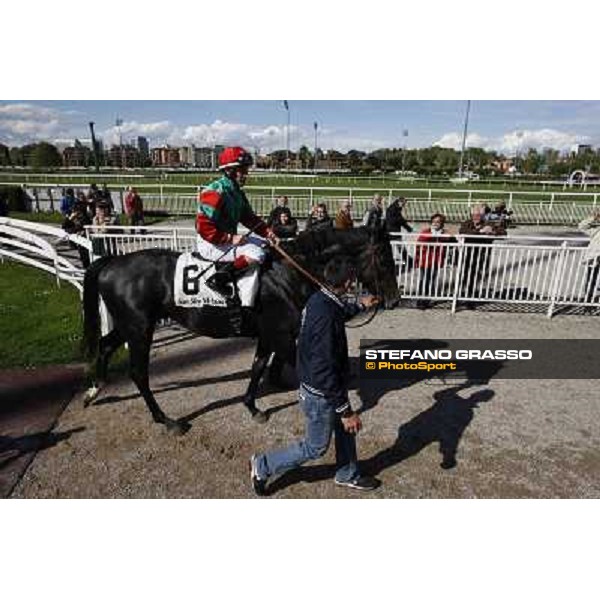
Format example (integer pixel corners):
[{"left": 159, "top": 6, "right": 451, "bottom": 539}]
[
  {"left": 196, "top": 212, "right": 231, "bottom": 244},
  {"left": 196, "top": 189, "right": 230, "bottom": 244}
]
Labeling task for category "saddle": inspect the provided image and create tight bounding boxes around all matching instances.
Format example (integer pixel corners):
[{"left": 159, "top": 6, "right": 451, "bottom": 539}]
[{"left": 175, "top": 252, "right": 261, "bottom": 335}]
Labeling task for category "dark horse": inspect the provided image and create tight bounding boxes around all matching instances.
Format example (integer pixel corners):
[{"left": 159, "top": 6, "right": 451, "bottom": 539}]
[{"left": 82, "top": 225, "right": 400, "bottom": 434}]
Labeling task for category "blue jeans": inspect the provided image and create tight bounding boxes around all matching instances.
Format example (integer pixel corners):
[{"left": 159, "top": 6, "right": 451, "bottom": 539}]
[{"left": 254, "top": 386, "right": 359, "bottom": 482}]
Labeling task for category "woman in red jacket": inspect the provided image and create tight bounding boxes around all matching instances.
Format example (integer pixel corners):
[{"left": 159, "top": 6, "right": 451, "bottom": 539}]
[{"left": 415, "top": 213, "right": 455, "bottom": 309}]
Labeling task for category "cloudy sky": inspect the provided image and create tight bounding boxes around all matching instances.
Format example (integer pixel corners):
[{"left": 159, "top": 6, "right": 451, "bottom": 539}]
[{"left": 1, "top": 100, "right": 599, "bottom": 154}]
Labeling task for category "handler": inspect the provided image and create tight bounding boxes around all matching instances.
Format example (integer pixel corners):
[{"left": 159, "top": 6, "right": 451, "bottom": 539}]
[
  {"left": 196, "top": 146, "right": 278, "bottom": 296},
  {"left": 250, "top": 257, "right": 381, "bottom": 495}
]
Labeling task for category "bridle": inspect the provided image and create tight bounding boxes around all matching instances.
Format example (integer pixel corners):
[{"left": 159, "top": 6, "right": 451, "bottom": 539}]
[
  {"left": 270, "top": 238, "right": 383, "bottom": 329},
  {"left": 345, "top": 241, "right": 382, "bottom": 329}
]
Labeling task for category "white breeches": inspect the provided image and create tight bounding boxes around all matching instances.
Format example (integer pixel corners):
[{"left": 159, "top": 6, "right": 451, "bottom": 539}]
[{"left": 196, "top": 233, "right": 267, "bottom": 264}]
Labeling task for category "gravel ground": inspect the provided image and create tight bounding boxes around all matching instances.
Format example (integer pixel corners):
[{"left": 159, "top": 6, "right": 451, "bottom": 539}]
[{"left": 12, "top": 307, "right": 600, "bottom": 499}]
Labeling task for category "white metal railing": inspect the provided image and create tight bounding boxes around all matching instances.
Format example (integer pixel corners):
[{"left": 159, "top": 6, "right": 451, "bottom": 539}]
[
  {"left": 83, "top": 225, "right": 599, "bottom": 317},
  {"left": 393, "top": 235, "right": 599, "bottom": 316},
  {"left": 4, "top": 182, "right": 599, "bottom": 225},
  {"left": 0, "top": 218, "right": 91, "bottom": 294}
]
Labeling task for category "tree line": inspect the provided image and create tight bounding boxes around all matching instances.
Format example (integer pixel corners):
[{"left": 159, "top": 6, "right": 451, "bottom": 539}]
[{"left": 1, "top": 141, "right": 599, "bottom": 177}]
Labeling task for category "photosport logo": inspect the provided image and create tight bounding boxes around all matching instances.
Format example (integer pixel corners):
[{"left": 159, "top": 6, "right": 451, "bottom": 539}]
[{"left": 359, "top": 339, "right": 600, "bottom": 382}]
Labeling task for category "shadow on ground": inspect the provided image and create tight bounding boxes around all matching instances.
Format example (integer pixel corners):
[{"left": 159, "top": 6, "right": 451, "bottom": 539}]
[{"left": 265, "top": 382, "right": 495, "bottom": 496}]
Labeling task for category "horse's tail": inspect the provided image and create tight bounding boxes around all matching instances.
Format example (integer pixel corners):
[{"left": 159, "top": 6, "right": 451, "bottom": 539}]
[{"left": 82, "top": 256, "right": 113, "bottom": 361}]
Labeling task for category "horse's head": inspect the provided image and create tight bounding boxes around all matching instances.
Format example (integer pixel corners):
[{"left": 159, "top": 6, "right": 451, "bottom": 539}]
[
  {"left": 283, "top": 225, "right": 400, "bottom": 309},
  {"left": 356, "top": 225, "right": 400, "bottom": 309}
]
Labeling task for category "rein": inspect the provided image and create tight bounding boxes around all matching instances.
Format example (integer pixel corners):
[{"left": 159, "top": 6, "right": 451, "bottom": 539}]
[{"left": 270, "top": 243, "right": 339, "bottom": 299}]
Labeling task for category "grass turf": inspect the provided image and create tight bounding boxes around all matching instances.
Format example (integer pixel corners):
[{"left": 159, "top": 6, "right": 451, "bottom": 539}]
[{"left": 0, "top": 262, "right": 83, "bottom": 368}]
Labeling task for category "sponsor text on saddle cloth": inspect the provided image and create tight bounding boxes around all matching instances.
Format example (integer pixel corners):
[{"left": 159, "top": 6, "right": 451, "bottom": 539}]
[{"left": 174, "top": 252, "right": 260, "bottom": 308}]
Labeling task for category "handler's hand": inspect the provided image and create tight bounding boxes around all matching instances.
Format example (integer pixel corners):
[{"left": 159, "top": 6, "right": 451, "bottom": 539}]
[
  {"left": 341, "top": 413, "right": 362, "bottom": 434},
  {"left": 266, "top": 230, "right": 280, "bottom": 245},
  {"left": 231, "top": 234, "right": 247, "bottom": 245},
  {"left": 360, "top": 295, "right": 380, "bottom": 309}
]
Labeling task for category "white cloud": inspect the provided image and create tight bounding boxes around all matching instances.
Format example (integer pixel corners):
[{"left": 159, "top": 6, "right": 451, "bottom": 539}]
[
  {"left": 433, "top": 128, "right": 588, "bottom": 154},
  {"left": 0, "top": 103, "right": 59, "bottom": 121},
  {"left": 2, "top": 102, "right": 593, "bottom": 156},
  {"left": 101, "top": 120, "right": 173, "bottom": 146},
  {"left": 101, "top": 119, "right": 307, "bottom": 152},
  {"left": 0, "top": 102, "right": 76, "bottom": 144}
]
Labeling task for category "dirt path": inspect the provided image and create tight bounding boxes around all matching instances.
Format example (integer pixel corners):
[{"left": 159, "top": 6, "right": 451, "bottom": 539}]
[{"left": 11, "top": 307, "right": 599, "bottom": 499}]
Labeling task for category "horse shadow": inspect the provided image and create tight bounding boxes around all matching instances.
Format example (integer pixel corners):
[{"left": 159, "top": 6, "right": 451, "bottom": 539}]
[
  {"left": 265, "top": 382, "right": 495, "bottom": 495},
  {"left": 0, "top": 427, "right": 85, "bottom": 471},
  {"left": 94, "top": 365, "right": 297, "bottom": 427},
  {"left": 94, "top": 370, "right": 253, "bottom": 406}
]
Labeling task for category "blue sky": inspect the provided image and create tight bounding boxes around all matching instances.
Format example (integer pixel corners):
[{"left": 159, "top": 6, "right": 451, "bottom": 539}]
[{"left": 1, "top": 100, "right": 599, "bottom": 154}]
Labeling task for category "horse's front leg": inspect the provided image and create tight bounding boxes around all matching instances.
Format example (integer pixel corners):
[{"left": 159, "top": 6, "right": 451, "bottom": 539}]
[{"left": 243, "top": 341, "right": 271, "bottom": 423}]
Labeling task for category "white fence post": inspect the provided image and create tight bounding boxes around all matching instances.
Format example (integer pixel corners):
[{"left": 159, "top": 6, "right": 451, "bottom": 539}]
[
  {"left": 451, "top": 237, "right": 466, "bottom": 314},
  {"left": 547, "top": 241, "right": 569, "bottom": 318}
]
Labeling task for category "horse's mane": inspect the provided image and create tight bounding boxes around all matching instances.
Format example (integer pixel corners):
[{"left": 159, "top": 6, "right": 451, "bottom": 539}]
[{"left": 281, "top": 226, "right": 371, "bottom": 264}]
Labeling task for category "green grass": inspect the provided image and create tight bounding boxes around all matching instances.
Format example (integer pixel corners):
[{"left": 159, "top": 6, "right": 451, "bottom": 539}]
[
  {"left": 8, "top": 211, "right": 65, "bottom": 224},
  {"left": 3, "top": 170, "right": 600, "bottom": 196},
  {"left": 0, "top": 262, "right": 83, "bottom": 368},
  {"left": 0, "top": 261, "right": 133, "bottom": 374}
]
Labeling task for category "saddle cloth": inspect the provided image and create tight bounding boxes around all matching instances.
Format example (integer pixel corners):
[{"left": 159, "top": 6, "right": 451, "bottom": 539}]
[{"left": 174, "top": 253, "right": 259, "bottom": 308}]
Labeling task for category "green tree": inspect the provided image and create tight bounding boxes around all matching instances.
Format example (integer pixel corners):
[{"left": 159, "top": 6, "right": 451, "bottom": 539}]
[
  {"left": 10, "top": 146, "right": 27, "bottom": 167},
  {"left": 30, "top": 142, "right": 62, "bottom": 169},
  {"left": 521, "top": 148, "right": 543, "bottom": 174},
  {"left": 346, "top": 149, "right": 366, "bottom": 172},
  {"left": 297, "top": 145, "right": 311, "bottom": 169},
  {"left": 0, "top": 143, "right": 11, "bottom": 166}
]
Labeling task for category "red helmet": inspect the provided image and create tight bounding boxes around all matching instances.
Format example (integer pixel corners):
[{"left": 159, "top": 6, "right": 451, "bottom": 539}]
[{"left": 218, "top": 146, "right": 254, "bottom": 170}]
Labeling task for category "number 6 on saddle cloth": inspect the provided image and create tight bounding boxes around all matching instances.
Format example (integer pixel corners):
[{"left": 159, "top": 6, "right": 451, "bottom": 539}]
[{"left": 174, "top": 252, "right": 260, "bottom": 309}]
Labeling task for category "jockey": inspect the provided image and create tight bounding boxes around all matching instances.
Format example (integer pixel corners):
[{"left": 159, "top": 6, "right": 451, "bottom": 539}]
[{"left": 196, "top": 146, "right": 279, "bottom": 296}]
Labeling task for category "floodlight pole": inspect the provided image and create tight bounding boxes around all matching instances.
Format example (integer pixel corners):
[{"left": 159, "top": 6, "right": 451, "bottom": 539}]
[
  {"left": 89, "top": 121, "right": 100, "bottom": 173},
  {"left": 458, "top": 100, "right": 471, "bottom": 179},
  {"left": 285, "top": 103, "right": 290, "bottom": 171},
  {"left": 313, "top": 121, "right": 318, "bottom": 174}
]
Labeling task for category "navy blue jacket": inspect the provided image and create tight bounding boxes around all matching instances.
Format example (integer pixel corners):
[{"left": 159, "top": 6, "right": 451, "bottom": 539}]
[{"left": 297, "top": 289, "right": 363, "bottom": 413}]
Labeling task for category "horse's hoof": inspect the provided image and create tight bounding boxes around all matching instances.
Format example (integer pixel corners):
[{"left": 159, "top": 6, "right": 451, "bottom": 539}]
[
  {"left": 252, "top": 410, "right": 269, "bottom": 424},
  {"left": 84, "top": 386, "right": 99, "bottom": 407},
  {"left": 166, "top": 420, "right": 191, "bottom": 436}
]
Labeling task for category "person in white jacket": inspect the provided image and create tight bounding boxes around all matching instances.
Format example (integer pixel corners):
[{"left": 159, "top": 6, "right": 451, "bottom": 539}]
[{"left": 578, "top": 210, "right": 600, "bottom": 304}]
